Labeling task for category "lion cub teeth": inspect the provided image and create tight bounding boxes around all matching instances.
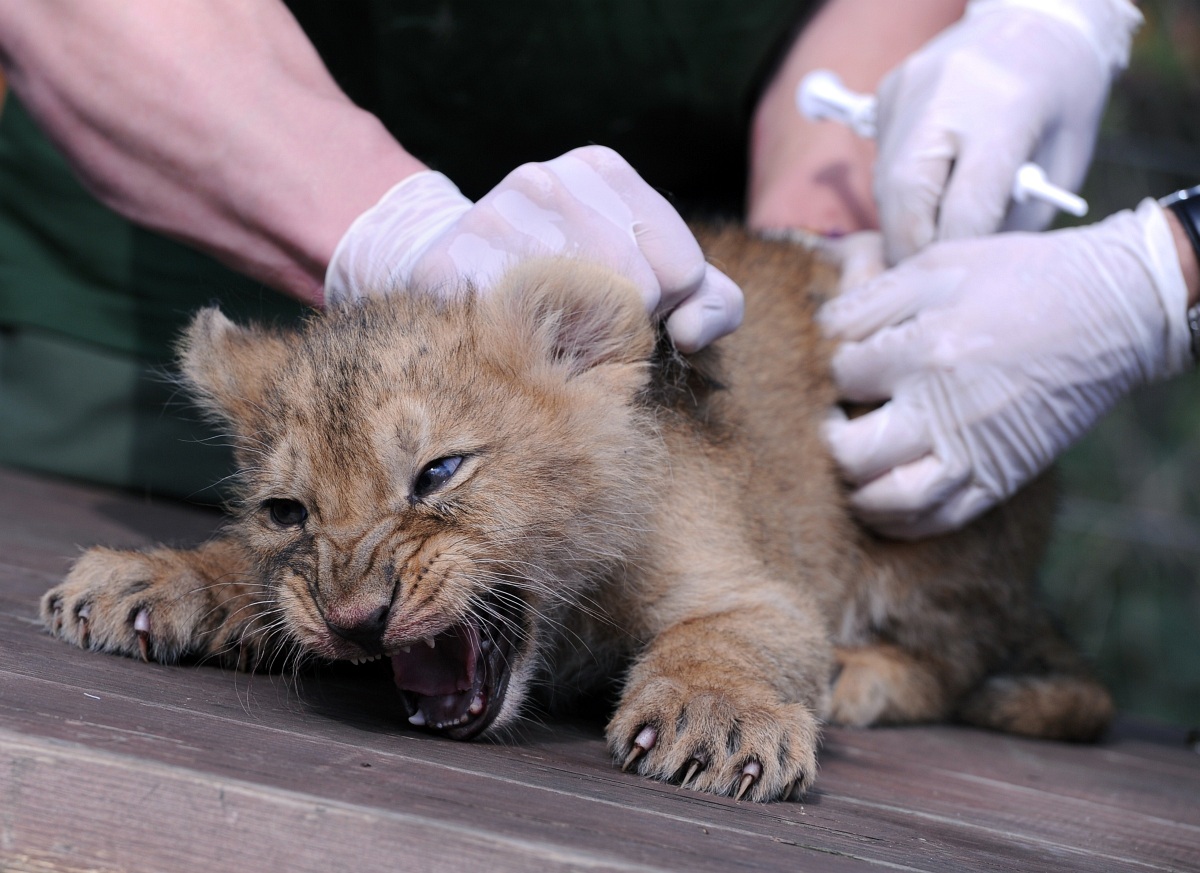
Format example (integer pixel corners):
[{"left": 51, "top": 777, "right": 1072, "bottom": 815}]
[
  {"left": 469, "top": 694, "right": 485, "bottom": 716},
  {"left": 423, "top": 637, "right": 436, "bottom": 649}
]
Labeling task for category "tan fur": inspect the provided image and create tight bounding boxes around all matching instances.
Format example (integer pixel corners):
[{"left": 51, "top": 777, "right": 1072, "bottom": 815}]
[{"left": 41, "top": 227, "right": 1112, "bottom": 801}]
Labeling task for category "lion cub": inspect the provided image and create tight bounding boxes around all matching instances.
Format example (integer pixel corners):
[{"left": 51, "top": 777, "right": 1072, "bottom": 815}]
[{"left": 41, "top": 227, "right": 1112, "bottom": 801}]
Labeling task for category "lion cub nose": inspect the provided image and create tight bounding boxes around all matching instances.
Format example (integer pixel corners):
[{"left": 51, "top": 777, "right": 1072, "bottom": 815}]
[{"left": 325, "top": 604, "right": 390, "bottom": 654}]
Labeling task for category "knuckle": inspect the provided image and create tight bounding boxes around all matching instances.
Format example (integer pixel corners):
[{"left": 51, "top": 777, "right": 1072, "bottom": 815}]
[
  {"left": 569, "top": 144, "right": 626, "bottom": 172},
  {"left": 499, "top": 162, "right": 552, "bottom": 195}
]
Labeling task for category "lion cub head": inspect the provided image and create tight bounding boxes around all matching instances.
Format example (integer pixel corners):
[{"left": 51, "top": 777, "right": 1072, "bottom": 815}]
[{"left": 180, "top": 261, "right": 662, "bottom": 738}]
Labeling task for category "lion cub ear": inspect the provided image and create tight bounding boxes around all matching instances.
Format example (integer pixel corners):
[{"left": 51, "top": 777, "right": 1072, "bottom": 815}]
[
  {"left": 490, "top": 260, "right": 657, "bottom": 375},
  {"left": 178, "top": 307, "right": 291, "bottom": 425}
]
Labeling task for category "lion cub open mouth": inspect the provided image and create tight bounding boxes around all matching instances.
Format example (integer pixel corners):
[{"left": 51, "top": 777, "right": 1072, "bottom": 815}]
[{"left": 392, "top": 615, "right": 514, "bottom": 739}]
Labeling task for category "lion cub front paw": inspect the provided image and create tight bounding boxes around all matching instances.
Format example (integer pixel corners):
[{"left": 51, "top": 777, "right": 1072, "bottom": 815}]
[
  {"left": 608, "top": 677, "right": 819, "bottom": 802},
  {"left": 42, "top": 546, "right": 250, "bottom": 666}
]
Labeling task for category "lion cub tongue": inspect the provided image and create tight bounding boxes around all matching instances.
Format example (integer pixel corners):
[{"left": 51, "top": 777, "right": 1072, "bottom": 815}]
[{"left": 391, "top": 623, "right": 479, "bottom": 698}]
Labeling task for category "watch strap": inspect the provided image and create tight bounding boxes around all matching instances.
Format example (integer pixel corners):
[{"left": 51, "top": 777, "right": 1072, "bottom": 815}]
[{"left": 1159, "top": 185, "right": 1200, "bottom": 363}]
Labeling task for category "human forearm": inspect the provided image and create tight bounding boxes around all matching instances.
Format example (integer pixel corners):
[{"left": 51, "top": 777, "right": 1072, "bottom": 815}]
[
  {"left": 747, "top": 0, "right": 967, "bottom": 234},
  {"left": 0, "top": 0, "right": 425, "bottom": 304}
]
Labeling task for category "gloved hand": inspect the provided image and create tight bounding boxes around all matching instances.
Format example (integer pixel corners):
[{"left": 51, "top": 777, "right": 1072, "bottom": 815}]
[
  {"left": 874, "top": 0, "right": 1142, "bottom": 265},
  {"left": 819, "top": 199, "right": 1193, "bottom": 539},
  {"left": 824, "top": 231, "right": 889, "bottom": 295},
  {"left": 325, "top": 145, "right": 744, "bottom": 353}
]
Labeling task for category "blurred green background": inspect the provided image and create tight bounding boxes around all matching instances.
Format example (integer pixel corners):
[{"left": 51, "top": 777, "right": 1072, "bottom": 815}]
[{"left": 1047, "top": 0, "right": 1200, "bottom": 729}]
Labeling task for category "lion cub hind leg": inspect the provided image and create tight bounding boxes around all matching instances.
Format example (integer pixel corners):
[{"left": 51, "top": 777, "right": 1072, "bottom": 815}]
[
  {"left": 955, "top": 674, "right": 1113, "bottom": 741},
  {"left": 42, "top": 537, "right": 271, "bottom": 669},
  {"left": 828, "top": 644, "right": 956, "bottom": 727},
  {"left": 955, "top": 629, "right": 1114, "bottom": 742},
  {"left": 608, "top": 603, "right": 828, "bottom": 802}
]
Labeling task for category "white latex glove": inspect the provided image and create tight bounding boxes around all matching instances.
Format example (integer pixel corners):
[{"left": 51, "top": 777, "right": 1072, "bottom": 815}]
[
  {"left": 325, "top": 145, "right": 743, "bottom": 353},
  {"left": 874, "top": 0, "right": 1142, "bottom": 265},
  {"left": 823, "top": 231, "right": 889, "bottom": 296},
  {"left": 819, "top": 199, "right": 1192, "bottom": 539}
]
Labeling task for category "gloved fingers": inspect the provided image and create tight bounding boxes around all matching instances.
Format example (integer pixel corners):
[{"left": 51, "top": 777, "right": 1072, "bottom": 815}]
[
  {"left": 404, "top": 168, "right": 570, "bottom": 294},
  {"left": 822, "top": 231, "right": 888, "bottom": 296},
  {"left": 874, "top": 74, "right": 955, "bottom": 265},
  {"left": 664, "top": 265, "right": 745, "bottom": 354},
  {"left": 817, "top": 258, "right": 945, "bottom": 344},
  {"left": 935, "top": 142, "right": 1027, "bottom": 244},
  {"left": 324, "top": 171, "right": 473, "bottom": 304},
  {"left": 1002, "top": 193, "right": 1058, "bottom": 235},
  {"left": 865, "top": 480, "right": 997, "bottom": 541},
  {"left": 845, "top": 452, "right": 972, "bottom": 532},
  {"left": 414, "top": 170, "right": 665, "bottom": 299},
  {"left": 545, "top": 146, "right": 709, "bottom": 314},
  {"left": 821, "top": 400, "right": 932, "bottom": 485},
  {"left": 874, "top": 151, "right": 952, "bottom": 266},
  {"left": 406, "top": 232, "right": 520, "bottom": 297},
  {"left": 828, "top": 320, "right": 936, "bottom": 403}
]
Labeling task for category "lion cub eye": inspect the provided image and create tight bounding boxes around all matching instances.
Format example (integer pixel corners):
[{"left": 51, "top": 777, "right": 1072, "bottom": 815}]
[
  {"left": 413, "top": 456, "right": 464, "bottom": 499},
  {"left": 264, "top": 498, "right": 309, "bottom": 528}
]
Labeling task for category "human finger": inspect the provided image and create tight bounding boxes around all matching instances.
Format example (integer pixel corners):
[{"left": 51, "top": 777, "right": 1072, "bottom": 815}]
[
  {"left": 821, "top": 400, "right": 932, "bottom": 486},
  {"left": 664, "top": 265, "right": 745, "bottom": 353},
  {"left": 936, "top": 139, "right": 1027, "bottom": 243},
  {"left": 846, "top": 452, "right": 970, "bottom": 527},
  {"left": 827, "top": 318, "right": 935, "bottom": 404},
  {"left": 548, "top": 146, "right": 707, "bottom": 312},
  {"left": 816, "top": 259, "right": 947, "bottom": 342},
  {"left": 867, "top": 480, "right": 996, "bottom": 540}
]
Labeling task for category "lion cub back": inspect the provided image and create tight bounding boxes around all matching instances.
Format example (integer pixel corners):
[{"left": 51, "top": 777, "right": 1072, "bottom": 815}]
[{"left": 690, "top": 226, "right": 1112, "bottom": 741}]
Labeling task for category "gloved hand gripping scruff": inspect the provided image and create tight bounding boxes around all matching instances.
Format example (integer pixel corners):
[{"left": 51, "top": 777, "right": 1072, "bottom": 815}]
[
  {"left": 818, "top": 200, "right": 1193, "bottom": 539},
  {"left": 325, "top": 146, "right": 744, "bottom": 353},
  {"left": 871, "top": 0, "right": 1141, "bottom": 265}
]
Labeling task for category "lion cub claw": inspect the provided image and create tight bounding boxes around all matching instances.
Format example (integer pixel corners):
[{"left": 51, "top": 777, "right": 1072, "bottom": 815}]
[
  {"left": 608, "top": 676, "right": 819, "bottom": 802},
  {"left": 42, "top": 540, "right": 268, "bottom": 669}
]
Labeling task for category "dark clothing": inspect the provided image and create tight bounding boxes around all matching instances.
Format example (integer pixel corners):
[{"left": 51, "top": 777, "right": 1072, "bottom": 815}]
[{"left": 0, "top": 1, "right": 808, "bottom": 498}]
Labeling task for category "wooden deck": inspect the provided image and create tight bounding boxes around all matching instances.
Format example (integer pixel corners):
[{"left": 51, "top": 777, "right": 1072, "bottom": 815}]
[{"left": 1, "top": 466, "right": 1197, "bottom": 873}]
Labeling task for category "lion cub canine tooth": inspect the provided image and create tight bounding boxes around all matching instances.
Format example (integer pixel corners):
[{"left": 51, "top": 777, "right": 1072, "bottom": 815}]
[
  {"left": 423, "top": 637, "right": 436, "bottom": 649},
  {"left": 408, "top": 710, "right": 427, "bottom": 726}
]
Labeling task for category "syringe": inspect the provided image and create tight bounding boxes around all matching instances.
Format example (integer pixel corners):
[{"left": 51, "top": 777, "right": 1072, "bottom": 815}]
[{"left": 796, "top": 70, "right": 1088, "bottom": 218}]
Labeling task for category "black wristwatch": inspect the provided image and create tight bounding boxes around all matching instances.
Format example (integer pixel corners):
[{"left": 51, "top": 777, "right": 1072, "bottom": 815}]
[{"left": 1159, "top": 184, "right": 1200, "bottom": 363}]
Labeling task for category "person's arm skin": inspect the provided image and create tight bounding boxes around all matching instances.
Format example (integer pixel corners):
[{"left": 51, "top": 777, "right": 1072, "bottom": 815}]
[
  {"left": 0, "top": 1, "right": 744, "bottom": 351},
  {"left": 747, "top": 0, "right": 967, "bottom": 235},
  {"left": 0, "top": 0, "right": 425, "bottom": 305}
]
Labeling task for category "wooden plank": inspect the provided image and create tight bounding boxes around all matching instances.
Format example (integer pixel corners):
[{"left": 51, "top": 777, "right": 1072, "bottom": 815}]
[
  {"left": 1, "top": 729, "right": 667, "bottom": 873},
  {"left": 0, "top": 625, "right": 879, "bottom": 872},
  {"left": 3, "top": 466, "right": 1199, "bottom": 873},
  {"left": 3, "top": 613, "right": 1195, "bottom": 873},
  {"left": 822, "top": 723, "right": 1200, "bottom": 827}
]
